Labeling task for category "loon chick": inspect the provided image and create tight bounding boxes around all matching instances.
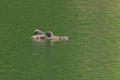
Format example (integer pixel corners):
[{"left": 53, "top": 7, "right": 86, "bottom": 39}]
[{"left": 32, "top": 29, "right": 46, "bottom": 41}]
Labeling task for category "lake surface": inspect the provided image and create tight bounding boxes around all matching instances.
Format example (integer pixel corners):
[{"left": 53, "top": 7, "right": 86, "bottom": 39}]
[{"left": 0, "top": 0, "right": 120, "bottom": 80}]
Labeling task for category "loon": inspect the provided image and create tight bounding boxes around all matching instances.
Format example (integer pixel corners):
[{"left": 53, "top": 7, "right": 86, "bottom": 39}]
[{"left": 46, "top": 31, "right": 68, "bottom": 42}]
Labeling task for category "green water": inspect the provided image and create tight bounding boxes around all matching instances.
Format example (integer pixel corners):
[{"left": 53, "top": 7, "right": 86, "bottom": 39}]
[{"left": 0, "top": 0, "right": 120, "bottom": 80}]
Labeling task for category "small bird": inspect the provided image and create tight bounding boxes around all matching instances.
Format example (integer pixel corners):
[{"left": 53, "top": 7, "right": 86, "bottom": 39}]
[{"left": 32, "top": 29, "right": 46, "bottom": 41}]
